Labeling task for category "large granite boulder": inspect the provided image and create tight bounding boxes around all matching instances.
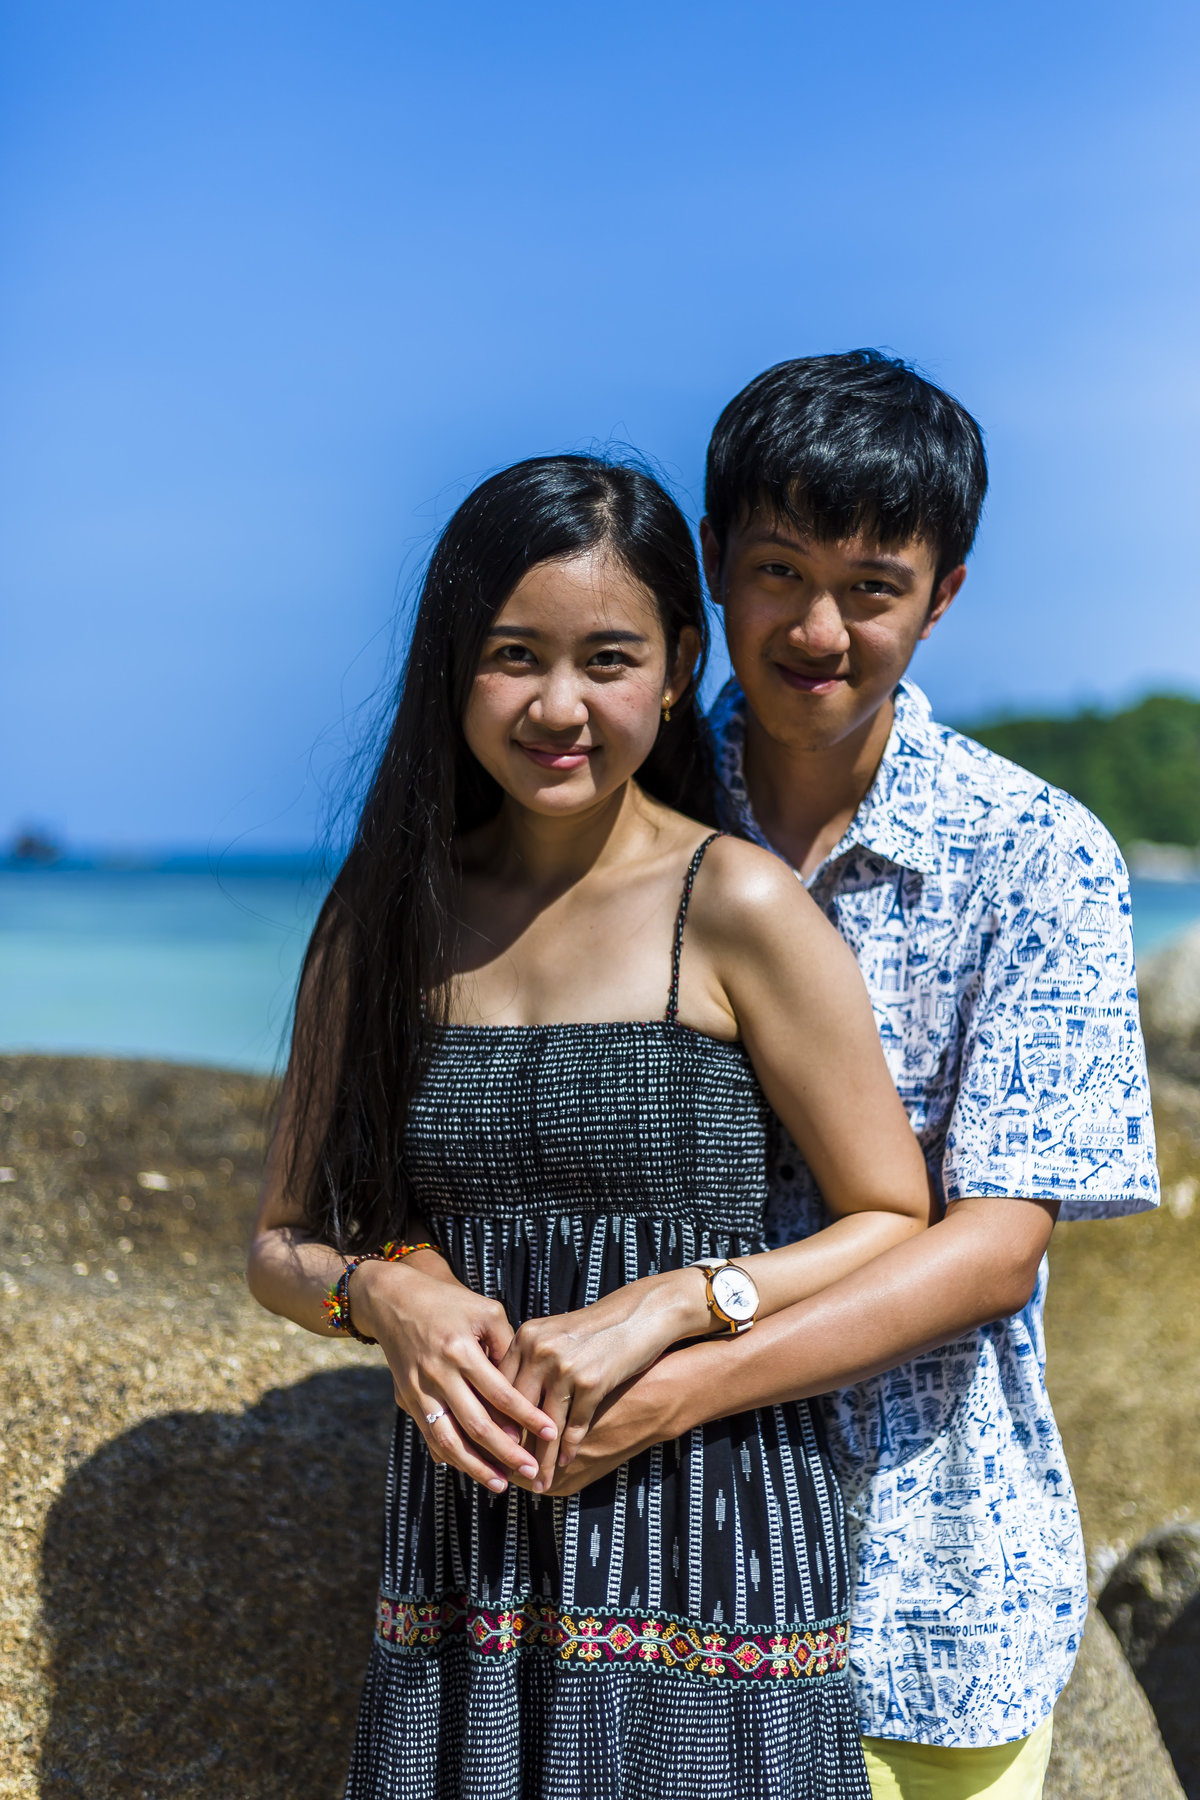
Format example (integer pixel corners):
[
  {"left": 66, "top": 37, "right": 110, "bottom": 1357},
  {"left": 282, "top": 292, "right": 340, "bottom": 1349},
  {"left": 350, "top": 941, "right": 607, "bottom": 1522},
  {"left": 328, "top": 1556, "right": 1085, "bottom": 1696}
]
[
  {"left": 2, "top": 1054, "right": 1197, "bottom": 1797},
  {"left": 1099, "top": 1523, "right": 1200, "bottom": 1798},
  {"left": 0, "top": 1054, "right": 390, "bottom": 1800},
  {"left": 1138, "top": 925, "right": 1200, "bottom": 1084}
]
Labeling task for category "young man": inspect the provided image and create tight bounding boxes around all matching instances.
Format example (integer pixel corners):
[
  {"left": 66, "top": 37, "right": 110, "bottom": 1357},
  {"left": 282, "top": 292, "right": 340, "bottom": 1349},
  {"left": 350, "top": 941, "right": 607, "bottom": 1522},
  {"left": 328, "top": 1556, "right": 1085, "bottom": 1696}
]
[{"left": 556, "top": 352, "right": 1159, "bottom": 1798}]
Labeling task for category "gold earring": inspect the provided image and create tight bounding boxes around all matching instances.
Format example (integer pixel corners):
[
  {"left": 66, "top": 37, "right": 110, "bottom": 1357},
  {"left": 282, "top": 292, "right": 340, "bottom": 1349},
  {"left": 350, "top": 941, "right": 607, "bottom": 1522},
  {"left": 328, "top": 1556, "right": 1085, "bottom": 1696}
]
[{"left": 661, "top": 693, "right": 672, "bottom": 723}]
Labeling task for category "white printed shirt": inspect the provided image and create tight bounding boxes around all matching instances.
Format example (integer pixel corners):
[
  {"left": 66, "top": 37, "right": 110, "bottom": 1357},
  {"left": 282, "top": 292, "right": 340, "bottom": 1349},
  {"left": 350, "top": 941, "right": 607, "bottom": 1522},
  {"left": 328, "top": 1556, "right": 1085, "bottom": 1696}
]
[{"left": 711, "top": 676, "right": 1159, "bottom": 1747}]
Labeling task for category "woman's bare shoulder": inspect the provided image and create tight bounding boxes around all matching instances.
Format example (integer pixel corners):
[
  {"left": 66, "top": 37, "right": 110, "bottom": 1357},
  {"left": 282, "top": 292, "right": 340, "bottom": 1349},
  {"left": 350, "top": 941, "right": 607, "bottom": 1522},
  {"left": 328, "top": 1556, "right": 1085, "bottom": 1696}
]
[
  {"left": 697, "top": 833, "right": 806, "bottom": 907},
  {"left": 691, "top": 834, "right": 839, "bottom": 958}
]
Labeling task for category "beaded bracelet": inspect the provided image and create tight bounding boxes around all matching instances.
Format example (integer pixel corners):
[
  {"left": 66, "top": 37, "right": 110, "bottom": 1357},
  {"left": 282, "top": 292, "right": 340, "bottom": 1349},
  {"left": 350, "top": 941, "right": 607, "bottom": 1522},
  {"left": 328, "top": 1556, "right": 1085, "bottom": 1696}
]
[{"left": 322, "top": 1242, "right": 438, "bottom": 1344}]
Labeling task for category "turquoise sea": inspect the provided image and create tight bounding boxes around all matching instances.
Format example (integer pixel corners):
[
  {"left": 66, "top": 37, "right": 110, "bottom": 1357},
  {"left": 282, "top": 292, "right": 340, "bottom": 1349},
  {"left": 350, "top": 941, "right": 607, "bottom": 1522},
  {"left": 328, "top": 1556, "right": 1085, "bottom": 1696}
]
[
  {"left": 0, "top": 864, "right": 327, "bottom": 1073},
  {"left": 2, "top": 864, "right": 1198, "bottom": 1074}
]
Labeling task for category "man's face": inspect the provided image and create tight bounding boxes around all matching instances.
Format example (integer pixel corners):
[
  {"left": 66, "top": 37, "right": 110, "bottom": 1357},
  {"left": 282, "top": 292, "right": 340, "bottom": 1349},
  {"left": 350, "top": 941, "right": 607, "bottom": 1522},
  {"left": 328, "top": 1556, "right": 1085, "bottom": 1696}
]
[{"left": 702, "top": 513, "right": 964, "bottom": 756}]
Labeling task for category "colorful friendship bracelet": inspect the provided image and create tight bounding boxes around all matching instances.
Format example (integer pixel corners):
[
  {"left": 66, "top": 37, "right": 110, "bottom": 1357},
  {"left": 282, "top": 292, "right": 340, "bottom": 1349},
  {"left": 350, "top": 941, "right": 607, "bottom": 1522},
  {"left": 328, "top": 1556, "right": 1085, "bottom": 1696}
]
[{"left": 322, "top": 1241, "right": 438, "bottom": 1343}]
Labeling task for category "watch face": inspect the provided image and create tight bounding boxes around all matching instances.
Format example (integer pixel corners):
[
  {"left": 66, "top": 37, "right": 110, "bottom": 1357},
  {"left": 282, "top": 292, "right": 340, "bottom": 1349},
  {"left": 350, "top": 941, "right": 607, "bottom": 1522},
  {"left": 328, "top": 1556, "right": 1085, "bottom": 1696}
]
[{"left": 712, "top": 1263, "right": 757, "bottom": 1321}]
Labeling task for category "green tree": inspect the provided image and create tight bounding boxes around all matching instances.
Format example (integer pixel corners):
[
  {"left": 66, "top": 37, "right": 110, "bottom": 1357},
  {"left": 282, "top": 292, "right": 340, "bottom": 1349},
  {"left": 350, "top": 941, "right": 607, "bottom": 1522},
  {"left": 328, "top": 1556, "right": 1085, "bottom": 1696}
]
[{"left": 962, "top": 695, "right": 1200, "bottom": 849}]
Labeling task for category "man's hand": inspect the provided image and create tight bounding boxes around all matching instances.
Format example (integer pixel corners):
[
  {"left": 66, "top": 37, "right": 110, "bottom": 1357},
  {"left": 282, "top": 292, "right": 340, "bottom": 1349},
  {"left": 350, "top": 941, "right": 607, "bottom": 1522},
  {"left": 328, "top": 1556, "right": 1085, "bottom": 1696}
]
[
  {"left": 499, "top": 1270, "right": 711, "bottom": 1488},
  {"left": 508, "top": 1359, "right": 688, "bottom": 1496}
]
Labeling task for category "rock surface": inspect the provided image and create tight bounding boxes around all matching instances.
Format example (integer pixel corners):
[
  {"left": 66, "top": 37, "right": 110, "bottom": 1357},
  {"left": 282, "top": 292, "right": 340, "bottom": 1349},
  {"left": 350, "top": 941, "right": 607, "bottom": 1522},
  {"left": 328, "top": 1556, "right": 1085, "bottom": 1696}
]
[
  {"left": 0, "top": 1056, "right": 387, "bottom": 1799},
  {"left": 2, "top": 1050, "right": 1199, "bottom": 1796},
  {"left": 1045, "top": 1607, "right": 1184, "bottom": 1800},
  {"left": 1100, "top": 1523, "right": 1200, "bottom": 1799},
  {"left": 1139, "top": 924, "right": 1200, "bottom": 1085}
]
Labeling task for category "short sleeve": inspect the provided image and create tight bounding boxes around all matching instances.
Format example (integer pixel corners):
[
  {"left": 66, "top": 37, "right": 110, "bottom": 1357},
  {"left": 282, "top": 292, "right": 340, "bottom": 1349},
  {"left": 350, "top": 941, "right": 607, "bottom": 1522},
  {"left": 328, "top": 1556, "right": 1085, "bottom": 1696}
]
[{"left": 942, "top": 795, "right": 1160, "bottom": 1220}]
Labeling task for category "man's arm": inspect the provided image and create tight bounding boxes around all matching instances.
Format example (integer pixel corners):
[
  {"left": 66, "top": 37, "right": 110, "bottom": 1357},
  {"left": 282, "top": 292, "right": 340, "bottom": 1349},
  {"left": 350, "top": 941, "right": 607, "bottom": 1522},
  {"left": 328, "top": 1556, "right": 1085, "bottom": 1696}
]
[{"left": 540, "top": 1195, "right": 1057, "bottom": 1494}]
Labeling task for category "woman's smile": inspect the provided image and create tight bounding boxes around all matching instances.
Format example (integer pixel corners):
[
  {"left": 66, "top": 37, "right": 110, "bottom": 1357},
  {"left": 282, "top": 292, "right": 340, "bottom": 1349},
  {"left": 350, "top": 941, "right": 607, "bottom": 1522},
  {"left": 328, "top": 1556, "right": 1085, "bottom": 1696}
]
[{"left": 515, "top": 740, "right": 599, "bottom": 770}]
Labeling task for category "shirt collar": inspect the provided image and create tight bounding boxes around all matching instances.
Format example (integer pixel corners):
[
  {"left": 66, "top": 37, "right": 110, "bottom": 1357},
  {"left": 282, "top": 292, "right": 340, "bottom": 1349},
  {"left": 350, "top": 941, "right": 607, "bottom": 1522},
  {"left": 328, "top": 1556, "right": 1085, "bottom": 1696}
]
[{"left": 711, "top": 676, "right": 944, "bottom": 881}]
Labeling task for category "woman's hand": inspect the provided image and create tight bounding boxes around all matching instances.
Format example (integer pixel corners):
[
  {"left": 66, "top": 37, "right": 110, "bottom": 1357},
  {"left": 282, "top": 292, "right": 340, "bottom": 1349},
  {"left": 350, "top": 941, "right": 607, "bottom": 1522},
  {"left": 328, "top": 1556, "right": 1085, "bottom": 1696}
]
[
  {"left": 351, "top": 1256, "right": 558, "bottom": 1492},
  {"left": 499, "top": 1269, "right": 712, "bottom": 1489}
]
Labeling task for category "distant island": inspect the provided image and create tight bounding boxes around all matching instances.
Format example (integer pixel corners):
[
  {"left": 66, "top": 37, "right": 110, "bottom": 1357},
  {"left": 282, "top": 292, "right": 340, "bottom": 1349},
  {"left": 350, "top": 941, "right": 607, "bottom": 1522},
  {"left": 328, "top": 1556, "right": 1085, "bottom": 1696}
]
[
  {"left": 7, "top": 827, "right": 63, "bottom": 865},
  {"left": 0, "top": 835, "right": 321, "bottom": 876},
  {"left": 962, "top": 693, "right": 1200, "bottom": 862}
]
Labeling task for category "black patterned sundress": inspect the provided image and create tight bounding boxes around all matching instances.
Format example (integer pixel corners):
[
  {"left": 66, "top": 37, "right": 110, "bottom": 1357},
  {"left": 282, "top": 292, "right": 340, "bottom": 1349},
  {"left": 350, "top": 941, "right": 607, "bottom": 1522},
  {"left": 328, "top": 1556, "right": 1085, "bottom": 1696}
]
[{"left": 346, "top": 836, "right": 870, "bottom": 1800}]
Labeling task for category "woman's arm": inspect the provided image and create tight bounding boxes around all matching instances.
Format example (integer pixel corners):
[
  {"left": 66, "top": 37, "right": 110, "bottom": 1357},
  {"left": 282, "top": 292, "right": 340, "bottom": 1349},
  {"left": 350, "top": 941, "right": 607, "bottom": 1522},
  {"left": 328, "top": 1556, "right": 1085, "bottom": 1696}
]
[
  {"left": 249, "top": 1206, "right": 554, "bottom": 1492},
  {"left": 506, "top": 837, "right": 932, "bottom": 1485},
  {"left": 693, "top": 836, "right": 936, "bottom": 1289},
  {"left": 247, "top": 955, "right": 557, "bottom": 1492}
]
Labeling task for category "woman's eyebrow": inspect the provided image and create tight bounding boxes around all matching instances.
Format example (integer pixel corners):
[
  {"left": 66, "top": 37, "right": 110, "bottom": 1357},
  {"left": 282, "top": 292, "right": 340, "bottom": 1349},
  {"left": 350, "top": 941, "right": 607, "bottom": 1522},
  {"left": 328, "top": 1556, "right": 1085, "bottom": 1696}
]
[{"left": 485, "top": 625, "right": 649, "bottom": 644}]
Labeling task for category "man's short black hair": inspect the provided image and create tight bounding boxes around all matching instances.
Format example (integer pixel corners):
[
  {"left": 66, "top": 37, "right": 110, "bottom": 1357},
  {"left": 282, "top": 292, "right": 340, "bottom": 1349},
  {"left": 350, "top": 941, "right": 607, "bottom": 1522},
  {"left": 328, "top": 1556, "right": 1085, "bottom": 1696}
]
[{"left": 705, "top": 350, "right": 988, "bottom": 586}]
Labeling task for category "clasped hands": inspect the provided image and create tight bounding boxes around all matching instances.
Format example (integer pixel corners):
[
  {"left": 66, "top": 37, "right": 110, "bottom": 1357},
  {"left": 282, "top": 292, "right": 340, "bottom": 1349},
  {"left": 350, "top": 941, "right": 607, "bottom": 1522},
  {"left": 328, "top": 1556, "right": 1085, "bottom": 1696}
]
[{"left": 353, "top": 1257, "right": 710, "bottom": 1498}]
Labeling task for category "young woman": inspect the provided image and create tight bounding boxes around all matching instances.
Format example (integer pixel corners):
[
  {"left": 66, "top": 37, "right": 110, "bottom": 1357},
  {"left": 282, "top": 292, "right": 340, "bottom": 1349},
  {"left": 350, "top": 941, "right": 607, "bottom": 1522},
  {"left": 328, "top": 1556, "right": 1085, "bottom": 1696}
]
[{"left": 248, "top": 456, "right": 931, "bottom": 1800}]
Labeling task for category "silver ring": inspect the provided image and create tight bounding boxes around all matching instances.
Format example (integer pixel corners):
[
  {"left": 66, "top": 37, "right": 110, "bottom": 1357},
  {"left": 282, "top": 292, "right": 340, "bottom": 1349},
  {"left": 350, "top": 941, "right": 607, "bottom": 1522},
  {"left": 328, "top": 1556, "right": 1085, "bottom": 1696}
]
[{"left": 425, "top": 1407, "right": 446, "bottom": 1426}]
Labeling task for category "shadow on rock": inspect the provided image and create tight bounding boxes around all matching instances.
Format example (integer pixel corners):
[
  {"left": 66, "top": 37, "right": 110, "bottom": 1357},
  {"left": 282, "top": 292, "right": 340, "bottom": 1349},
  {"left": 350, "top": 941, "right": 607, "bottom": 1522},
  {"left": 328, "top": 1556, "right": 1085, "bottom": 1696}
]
[
  {"left": 39, "top": 1367, "right": 394, "bottom": 1800},
  {"left": 1044, "top": 1607, "right": 1183, "bottom": 1800},
  {"left": 1101, "top": 1522, "right": 1200, "bottom": 1800},
  {"left": 1138, "top": 1597, "right": 1200, "bottom": 1800}
]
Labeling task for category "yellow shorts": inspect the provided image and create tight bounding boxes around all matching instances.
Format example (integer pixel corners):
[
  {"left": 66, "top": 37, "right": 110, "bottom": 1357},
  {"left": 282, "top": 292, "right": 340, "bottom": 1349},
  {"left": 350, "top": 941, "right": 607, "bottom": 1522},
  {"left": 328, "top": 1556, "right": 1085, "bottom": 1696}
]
[{"left": 861, "top": 1714, "right": 1054, "bottom": 1800}]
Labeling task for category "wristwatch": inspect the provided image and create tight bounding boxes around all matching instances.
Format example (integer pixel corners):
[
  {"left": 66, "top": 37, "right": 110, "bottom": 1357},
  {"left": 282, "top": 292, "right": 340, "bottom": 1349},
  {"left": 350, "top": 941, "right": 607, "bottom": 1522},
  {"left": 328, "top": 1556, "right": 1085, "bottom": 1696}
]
[{"left": 690, "top": 1257, "right": 760, "bottom": 1335}]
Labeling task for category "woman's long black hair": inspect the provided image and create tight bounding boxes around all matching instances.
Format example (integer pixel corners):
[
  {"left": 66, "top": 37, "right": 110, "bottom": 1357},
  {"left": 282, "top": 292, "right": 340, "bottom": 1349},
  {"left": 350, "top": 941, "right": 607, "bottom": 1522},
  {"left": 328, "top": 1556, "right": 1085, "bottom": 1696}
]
[{"left": 289, "top": 454, "right": 716, "bottom": 1252}]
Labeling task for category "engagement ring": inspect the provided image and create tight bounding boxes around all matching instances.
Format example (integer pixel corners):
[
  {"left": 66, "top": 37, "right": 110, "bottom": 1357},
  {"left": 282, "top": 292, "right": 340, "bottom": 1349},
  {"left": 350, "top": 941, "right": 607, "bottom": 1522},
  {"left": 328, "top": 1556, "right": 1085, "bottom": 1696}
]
[{"left": 425, "top": 1407, "right": 446, "bottom": 1426}]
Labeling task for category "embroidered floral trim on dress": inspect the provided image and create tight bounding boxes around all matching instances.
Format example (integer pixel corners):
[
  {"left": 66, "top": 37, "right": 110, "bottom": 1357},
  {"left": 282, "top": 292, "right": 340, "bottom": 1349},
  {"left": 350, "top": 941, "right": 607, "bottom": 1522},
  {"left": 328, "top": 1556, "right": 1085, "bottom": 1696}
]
[{"left": 375, "top": 1590, "right": 850, "bottom": 1683}]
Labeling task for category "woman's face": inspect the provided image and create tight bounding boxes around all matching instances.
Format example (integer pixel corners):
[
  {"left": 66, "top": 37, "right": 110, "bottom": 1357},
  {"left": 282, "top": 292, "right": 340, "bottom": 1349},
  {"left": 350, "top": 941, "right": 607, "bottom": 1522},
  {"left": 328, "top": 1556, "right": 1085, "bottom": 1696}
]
[{"left": 463, "top": 549, "right": 693, "bottom": 818}]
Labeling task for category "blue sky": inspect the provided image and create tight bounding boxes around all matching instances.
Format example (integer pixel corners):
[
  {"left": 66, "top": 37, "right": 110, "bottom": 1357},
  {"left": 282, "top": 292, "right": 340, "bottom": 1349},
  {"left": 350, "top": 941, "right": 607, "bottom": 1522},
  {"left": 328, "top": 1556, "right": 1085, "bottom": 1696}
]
[{"left": 3, "top": 0, "right": 1198, "bottom": 850}]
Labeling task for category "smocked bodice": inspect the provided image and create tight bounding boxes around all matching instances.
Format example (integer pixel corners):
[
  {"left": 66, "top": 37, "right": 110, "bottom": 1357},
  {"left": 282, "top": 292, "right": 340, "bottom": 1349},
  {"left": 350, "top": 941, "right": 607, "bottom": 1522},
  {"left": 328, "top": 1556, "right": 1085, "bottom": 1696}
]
[{"left": 405, "top": 1019, "right": 770, "bottom": 1239}]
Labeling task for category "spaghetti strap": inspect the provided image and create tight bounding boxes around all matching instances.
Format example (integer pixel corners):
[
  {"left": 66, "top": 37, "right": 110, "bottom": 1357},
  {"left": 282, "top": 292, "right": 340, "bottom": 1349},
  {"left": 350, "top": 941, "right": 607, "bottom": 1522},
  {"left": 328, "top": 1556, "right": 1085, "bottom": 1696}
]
[{"left": 665, "top": 832, "right": 726, "bottom": 1024}]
